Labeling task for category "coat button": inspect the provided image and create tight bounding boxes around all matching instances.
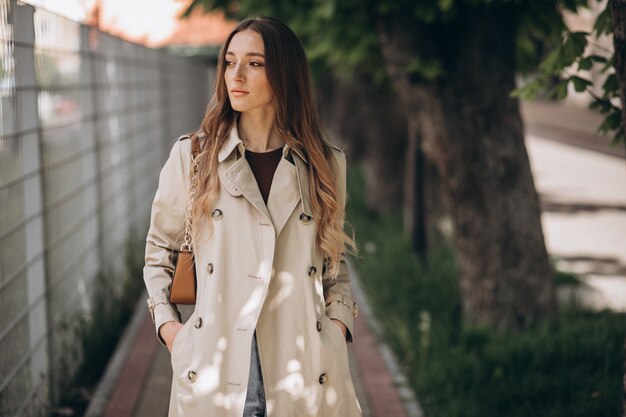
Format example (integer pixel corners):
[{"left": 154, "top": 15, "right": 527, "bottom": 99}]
[
  {"left": 308, "top": 266, "right": 317, "bottom": 276},
  {"left": 194, "top": 316, "right": 203, "bottom": 328},
  {"left": 316, "top": 320, "right": 322, "bottom": 332},
  {"left": 188, "top": 370, "right": 197, "bottom": 382},
  {"left": 299, "top": 213, "right": 312, "bottom": 224},
  {"left": 318, "top": 373, "right": 327, "bottom": 384},
  {"left": 207, "top": 262, "right": 214, "bottom": 274},
  {"left": 212, "top": 209, "right": 223, "bottom": 220}
]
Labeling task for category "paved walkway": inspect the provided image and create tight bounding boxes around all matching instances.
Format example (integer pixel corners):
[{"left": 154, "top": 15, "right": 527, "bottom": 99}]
[{"left": 520, "top": 100, "right": 626, "bottom": 159}]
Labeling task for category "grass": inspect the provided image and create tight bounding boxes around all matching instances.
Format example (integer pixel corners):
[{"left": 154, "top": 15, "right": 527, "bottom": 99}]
[
  {"left": 346, "top": 166, "right": 625, "bottom": 417},
  {"left": 552, "top": 268, "right": 583, "bottom": 286}
]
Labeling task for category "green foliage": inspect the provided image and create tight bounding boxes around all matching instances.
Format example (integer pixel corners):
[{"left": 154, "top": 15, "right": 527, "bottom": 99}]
[
  {"left": 593, "top": 6, "right": 613, "bottom": 37},
  {"left": 514, "top": 8, "right": 565, "bottom": 74},
  {"left": 553, "top": 269, "right": 582, "bottom": 286},
  {"left": 512, "top": 1, "right": 624, "bottom": 146},
  {"left": 185, "top": 0, "right": 581, "bottom": 84},
  {"left": 187, "top": 0, "right": 624, "bottom": 145},
  {"left": 346, "top": 166, "right": 625, "bottom": 417},
  {"left": 416, "top": 310, "right": 625, "bottom": 417},
  {"left": 539, "top": 31, "right": 589, "bottom": 75},
  {"left": 185, "top": 0, "right": 387, "bottom": 83},
  {"left": 570, "top": 75, "right": 592, "bottom": 92},
  {"left": 75, "top": 233, "right": 146, "bottom": 384},
  {"left": 407, "top": 56, "right": 444, "bottom": 81},
  {"left": 438, "top": 0, "right": 455, "bottom": 13}
]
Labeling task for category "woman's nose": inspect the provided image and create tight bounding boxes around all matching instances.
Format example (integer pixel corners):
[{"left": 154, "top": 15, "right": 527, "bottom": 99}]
[{"left": 233, "top": 64, "right": 245, "bottom": 81}]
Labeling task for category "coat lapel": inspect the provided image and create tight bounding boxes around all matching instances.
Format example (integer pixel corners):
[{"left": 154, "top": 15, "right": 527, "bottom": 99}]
[
  {"left": 266, "top": 155, "right": 300, "bottom": 237},
  {"left": 222, "top": 156, "right": 272, "bottom": 222}
]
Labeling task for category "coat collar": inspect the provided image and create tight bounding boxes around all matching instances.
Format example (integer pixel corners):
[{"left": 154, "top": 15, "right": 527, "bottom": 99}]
[
  {"left": 216, "top": 118, "right": 313, "bottom": 237},
  {"left": 217, "top": 115, "right": 309, "bottom": 165},
  {"left": 217, "top": 120, "right": 246, "bottom": 163}
]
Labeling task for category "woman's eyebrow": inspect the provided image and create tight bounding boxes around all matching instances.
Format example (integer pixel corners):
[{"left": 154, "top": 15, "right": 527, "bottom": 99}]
[{"left": 225, "top": 51, "right": 265, "bottom": 58}]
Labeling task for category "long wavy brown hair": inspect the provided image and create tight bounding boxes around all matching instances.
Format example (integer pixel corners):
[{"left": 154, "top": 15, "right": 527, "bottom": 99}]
[{"left": 189, "top": 16, "right": 356, "bottom": 279}]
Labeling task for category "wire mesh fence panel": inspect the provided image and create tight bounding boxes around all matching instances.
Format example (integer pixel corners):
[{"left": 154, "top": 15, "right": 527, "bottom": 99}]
[{"left": 0, "top": 1, "right": 213, "bottom": 415}]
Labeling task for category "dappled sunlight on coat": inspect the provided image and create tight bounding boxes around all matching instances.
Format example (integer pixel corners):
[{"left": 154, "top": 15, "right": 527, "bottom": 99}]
[
  {"left": 240, "top": 286, "right": 266, "bottom": 319},
  {"left": 267, "top": 271, "right": 295, "bottom": 312},
  {"left": 274, "top": 358, "right": 322, "bottom": 414},
  {"left": 195, "top": 336, "right": 228, "bottom": 395}
]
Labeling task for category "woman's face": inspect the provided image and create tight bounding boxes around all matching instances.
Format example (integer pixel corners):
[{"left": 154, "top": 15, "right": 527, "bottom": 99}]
[{"left": 224, "top": 30, "right": 274, "bottom": 114}]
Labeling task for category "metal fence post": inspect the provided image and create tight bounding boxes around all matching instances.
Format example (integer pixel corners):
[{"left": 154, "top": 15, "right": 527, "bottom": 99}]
[{"left": 15, "top": 2, "right": 49, "bottom": 414}]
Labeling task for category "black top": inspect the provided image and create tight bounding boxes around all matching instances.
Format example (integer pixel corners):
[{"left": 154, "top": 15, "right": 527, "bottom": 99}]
[{"left": 245, "top": 146, "right": 284, "bottom": 204}]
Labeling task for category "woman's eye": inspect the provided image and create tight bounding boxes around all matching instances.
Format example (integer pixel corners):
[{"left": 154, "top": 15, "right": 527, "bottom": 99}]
[
  {"left": 250, "top": 61, "right": 264, "bottom": 67},
  {"left": 225, "top": 60, "right": 235, "bottom": 66}
]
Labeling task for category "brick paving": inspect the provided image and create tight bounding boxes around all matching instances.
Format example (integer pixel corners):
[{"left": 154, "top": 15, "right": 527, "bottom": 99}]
[
  {"left": 102, "top": 312, "right": 159, "bottom": 417},
  {"left": 351, "top": 313, "right": 408, "bottom": 417}
]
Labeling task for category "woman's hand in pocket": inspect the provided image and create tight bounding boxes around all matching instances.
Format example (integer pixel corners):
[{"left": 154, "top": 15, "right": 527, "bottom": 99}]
[{"left": 160, "top": 321, "right": 184, "bottom": 353}]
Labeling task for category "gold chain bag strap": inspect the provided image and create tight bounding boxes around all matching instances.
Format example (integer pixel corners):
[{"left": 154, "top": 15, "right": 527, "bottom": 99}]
[{"left": 169, "top": 137, "right": 200, "bottom": 304}]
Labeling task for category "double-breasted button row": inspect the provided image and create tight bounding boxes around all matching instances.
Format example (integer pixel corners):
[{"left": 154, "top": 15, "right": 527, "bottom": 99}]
[
  {"left": 207, "top": 262, "right": 214, "bottom": 274},
  {"left": 194, "top": 316, "right": 203, "bottom": 328},
  {"left": 316, "top": 320, "right": 322, "bottom": 332},
  {"left": 212, "top": 209, "right": 223, "bottom": 220},
  {"left": 299, "top": 213, "right": 312, "bottom": 224},
  {"left": 188, "top": 370, "right": 197, "bottom": 382},
  {"left": 308, "top": 266, "right": 317, "bottom": 276}
]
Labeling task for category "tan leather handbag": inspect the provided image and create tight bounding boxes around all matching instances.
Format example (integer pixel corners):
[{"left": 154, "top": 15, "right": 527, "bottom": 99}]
[{"left": 169, "top": 136, "right": 201, "bottom": 304}]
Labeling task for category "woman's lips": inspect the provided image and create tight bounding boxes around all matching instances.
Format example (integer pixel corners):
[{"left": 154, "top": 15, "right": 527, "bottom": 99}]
[{"left": 231, "top": 90, "right": 249, "bottom": 97}]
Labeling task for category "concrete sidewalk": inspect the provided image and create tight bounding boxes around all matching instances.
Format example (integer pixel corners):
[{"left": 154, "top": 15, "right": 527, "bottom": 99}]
[{"left": 521, "top": 100, "right": 626, "bottom": 159}]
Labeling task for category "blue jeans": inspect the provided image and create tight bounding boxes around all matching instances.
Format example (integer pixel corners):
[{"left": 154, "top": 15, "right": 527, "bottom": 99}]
[{"left": 244, "top": 330, "right": 267, "bottom": 417}]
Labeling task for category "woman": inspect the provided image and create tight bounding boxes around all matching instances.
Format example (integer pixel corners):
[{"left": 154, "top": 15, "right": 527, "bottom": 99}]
[{"left": 143, "top": 16, "right": 361, "bottom": 417}]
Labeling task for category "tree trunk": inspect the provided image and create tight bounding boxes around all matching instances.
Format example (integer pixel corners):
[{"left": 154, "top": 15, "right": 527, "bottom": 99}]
[
  {"left": 378, "top": 4, "right": 555, "bottom": 330},
  {"left": 316, "top": 73, "right": 407, "bottom": 213},
  {"left": 403, "top": 117, "right": 428, "bottom": 257}
]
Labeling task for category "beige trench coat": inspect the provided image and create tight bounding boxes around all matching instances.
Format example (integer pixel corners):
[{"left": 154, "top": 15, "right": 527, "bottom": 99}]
[{"left": 143, "top": 122, "right": 362, "bottom": 417}]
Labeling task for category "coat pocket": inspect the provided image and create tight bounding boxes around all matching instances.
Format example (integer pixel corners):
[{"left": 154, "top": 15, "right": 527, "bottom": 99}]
[
  {"left": 320, "top": 315, "right": 350, "bottom": 377},
  {"left": 170, "top": 312, "right": 196, "bottom": 376},
  {"left": 318, "top": 315, "right": 352, "bottom": 415}
]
